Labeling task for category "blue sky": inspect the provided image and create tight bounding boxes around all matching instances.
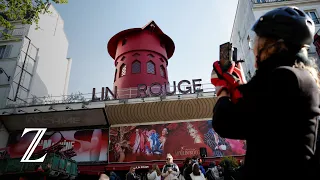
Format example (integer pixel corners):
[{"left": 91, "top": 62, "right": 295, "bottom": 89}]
[{"left": 54, "top": 0, "right": 238, "bottom": 94}]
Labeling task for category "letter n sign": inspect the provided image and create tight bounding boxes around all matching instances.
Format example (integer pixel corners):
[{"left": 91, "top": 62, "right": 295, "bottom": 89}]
[{"left": 20, "top": 128, "right": 47, "bottom": 163}]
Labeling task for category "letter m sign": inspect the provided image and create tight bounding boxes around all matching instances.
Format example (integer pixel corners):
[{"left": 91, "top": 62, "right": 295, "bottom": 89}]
[{"left": 20, "top": 128, "right": 47, "bottom": 163}]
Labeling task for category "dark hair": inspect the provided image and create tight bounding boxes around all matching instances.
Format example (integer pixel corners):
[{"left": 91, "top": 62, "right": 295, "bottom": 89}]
[
  {"left": 152, "top": 164, "right": 161, "bottom": 176},
  {"left": 192, "top": 156, "right": 198, "bottom": 160},
  {"left": 192, "top": 163, "right": 201, "bottom": 176},
  {"left": 184, "top": 157, "right": 192, "bottom": 167},
  {"left": 184, "top": 162, "right": 194, "bottom": 179},
  {"left": 209, "top": 162, "right": 216, "bottom": 168}
]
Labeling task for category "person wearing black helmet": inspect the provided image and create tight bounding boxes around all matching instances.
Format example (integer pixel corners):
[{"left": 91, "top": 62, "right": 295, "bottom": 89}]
[{"left": 211, "top": 6, "right": 320, "bottom": 180}]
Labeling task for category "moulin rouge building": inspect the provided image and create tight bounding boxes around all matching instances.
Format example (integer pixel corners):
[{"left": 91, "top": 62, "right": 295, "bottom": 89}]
[{"left": 0, "top": 21, "right": 245, "bottom": 177}]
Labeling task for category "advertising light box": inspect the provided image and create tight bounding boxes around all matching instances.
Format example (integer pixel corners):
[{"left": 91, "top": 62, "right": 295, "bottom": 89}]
[
  {"left": 109, "top": 120, "right": 246, "bottom": 162},
  {"left": 6, "top": 129, "right": 108, "bottom": 162}
]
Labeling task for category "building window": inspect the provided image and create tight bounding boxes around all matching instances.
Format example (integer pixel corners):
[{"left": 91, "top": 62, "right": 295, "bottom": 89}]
[
  {"left": 114, "top": 69, "right": 117, "bottom": 82},
  {"left": 147, "top": 61, "right": 155, "bottom": 74},
  {"left": 160, "top": 65, "right": 166, "bottom": 78},
  {"left": 122, "top": 38, "right": 127, "bottom": 46},
  {"left": 121, "top": 56, "right": 126, "bottom": 61},
  {"left": 120, "top": 64, "right": 126, "bottom": 77},
  {"left": 0, "top": 45, "right": 12, "bottom": 59},
  {"left": 305, "top": 10, "right": 320, "bottom": 24},
  {"left": 132, "top": 60, "right": 141, "bottom": 74}
]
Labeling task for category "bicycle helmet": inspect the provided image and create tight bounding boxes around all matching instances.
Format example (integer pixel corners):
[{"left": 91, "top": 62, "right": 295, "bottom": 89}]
[{"left": 252, "top": 6, "right": 315, "bottom": 47}]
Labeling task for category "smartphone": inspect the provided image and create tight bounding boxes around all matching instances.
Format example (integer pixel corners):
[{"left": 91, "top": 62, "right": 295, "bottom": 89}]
[{"left": 219, "top": 42, "right": 233, "bottom": 72}]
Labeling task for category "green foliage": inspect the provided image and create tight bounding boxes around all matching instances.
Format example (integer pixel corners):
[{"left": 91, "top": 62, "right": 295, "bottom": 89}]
[
  {"left": 0, "top": 0, "right": 68, "bottom": 39},
  {"left": 220, "top": 156, "right": 239, "bottom": 169}
]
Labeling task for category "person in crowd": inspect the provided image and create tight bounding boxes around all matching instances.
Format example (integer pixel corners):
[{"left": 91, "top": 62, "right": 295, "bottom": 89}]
[
  {"left": 191, "top": 156, "right": 205, "bottom": 175},
  {"left": 126, "top": 167, "right": 138, "bottom": 180},
  {"left": 189, "top": 163, "right": 205, "bottom": 180},
  {"left": 162, "top": 153, "right": 180, "bottom": 180},
  {"left": 99, "top": 173, "right": 110, "bottom": 180},
  {"left": 147, "top": 164, "right": 161, "bottom": 180},
  {"left": 205, "top": 162, "right": 221, "bottom": 180},
  {"left": 109, "top": 171, "right": 120, "bottom": 180},
  {"left": 211, "top": 6, "right": 320, "bottom": 180},
  {"left": 217, "top": 164, "right": 224, "bottom": 179},
  {"left": 179, "top": 157, "right": 192, "bottom": 180},
  {"left": 183, "top": 159, "right": 195, "bottom": 180},
  {"left": 221, "top": 160, "right": 235, "bottom": 180}
]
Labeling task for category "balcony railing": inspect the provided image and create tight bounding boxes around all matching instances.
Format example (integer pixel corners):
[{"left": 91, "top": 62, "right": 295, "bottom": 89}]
[{"left": 252, "top": 0, "right": 290, "bottom": 4}]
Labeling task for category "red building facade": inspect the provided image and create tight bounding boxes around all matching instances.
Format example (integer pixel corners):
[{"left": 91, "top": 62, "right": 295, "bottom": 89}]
[{"left": 107, "top": 21, "right": 175, "bottom": 99}]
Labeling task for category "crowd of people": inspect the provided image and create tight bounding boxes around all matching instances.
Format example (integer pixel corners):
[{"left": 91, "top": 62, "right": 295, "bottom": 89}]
[
  {"left": 179, "top": 156, "right": 244, "bottom": 180},
  {"left": 98, "top": 153, "right": 244, "bottom": 180}
]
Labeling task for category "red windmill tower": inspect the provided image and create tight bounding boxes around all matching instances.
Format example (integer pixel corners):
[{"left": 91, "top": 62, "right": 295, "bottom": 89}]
[{"left": 107, "top": 21, "right": 175, "bottom": 99}]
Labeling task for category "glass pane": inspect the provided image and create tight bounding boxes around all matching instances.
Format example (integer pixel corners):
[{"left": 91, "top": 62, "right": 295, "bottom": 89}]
[
  {"left": 132, "top": 61, "right": 141, "bottom": 74},
  {"left": 18, "top": 87, "right": 28, "bottom": 100},
  {"left": 17, "top": 53, "right": 26, "bottom": 67},
  {"left": 310, "top": 12, "right": 317, "bottom": 20},
  {"left": 147, "top": 61, "right": 155, "bottom": 74},
  {"left": 22, "top": 71, "right": 31, "bottom": 89},
  {"left": 25, "top": 56, "right": 35, "bottom": 74},
  {"left": 310, "top": 12, "right": 320, "bottom": 24},
  {"left": 13, "top": 66, "right": 22, "bottom": 83},
  {"left": 120, "top": 64, "right": 126, "bottom": 77},
  {"left": 28, "top": 44, "right": 38, "bottom": 59}
]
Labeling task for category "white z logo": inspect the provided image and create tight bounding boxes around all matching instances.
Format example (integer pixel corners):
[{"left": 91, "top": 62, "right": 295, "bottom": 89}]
[{"left": 20, "top": 128, "right": 47, "bottom": 163}]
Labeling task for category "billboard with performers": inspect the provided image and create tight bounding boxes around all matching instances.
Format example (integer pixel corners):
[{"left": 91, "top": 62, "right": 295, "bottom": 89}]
[
  {"left": 5, "top": 129, "right": 108, "bottom": 162},
  {"left": 109, "top": 120, "right": 246, "bottom": 162}
]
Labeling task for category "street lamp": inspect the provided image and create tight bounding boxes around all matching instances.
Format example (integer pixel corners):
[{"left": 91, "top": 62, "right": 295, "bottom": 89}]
[{"left": 0, "top": 68, "right": 10, "bottom": 81}]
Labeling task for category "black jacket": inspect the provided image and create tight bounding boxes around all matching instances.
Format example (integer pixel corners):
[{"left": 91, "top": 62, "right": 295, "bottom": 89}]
[
  {"left": 212, "top": 52, "right": 320, "bottom": 180},
  {"left": 126, "top": 173, "right": 137, "bottom": 180}
]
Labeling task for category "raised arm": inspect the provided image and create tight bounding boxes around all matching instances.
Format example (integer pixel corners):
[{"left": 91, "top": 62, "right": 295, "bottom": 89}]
[{"left": 212, "top": 92, "right": 252, "bottom": 140}]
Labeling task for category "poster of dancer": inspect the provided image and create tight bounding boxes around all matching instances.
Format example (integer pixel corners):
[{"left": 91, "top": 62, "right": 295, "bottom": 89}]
[{"left": 109, "top": 120, "right": 246, "bottom": 162}]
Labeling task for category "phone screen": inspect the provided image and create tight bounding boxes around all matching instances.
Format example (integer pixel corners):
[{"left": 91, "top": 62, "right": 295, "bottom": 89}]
[{"left": 219, "top": 42, "right": 232, "bottom": 71}]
